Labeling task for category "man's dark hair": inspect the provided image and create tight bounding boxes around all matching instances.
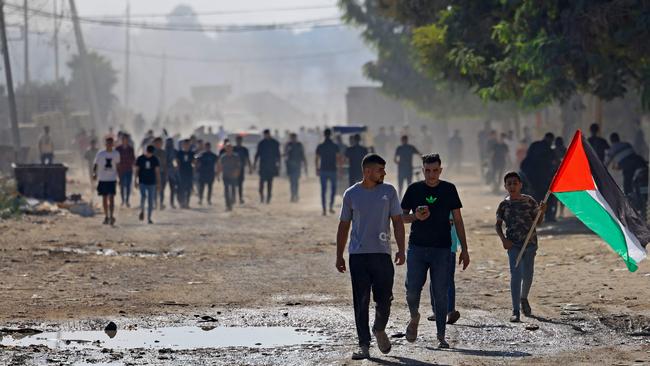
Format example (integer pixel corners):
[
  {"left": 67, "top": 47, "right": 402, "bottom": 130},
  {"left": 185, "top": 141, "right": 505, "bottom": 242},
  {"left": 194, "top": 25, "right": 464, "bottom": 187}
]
[
  {"left": 263, "top": 129, "right": 271, "bottom": 135},
  {"left": 353, "top": 133, "right": 361, "bottom": 143},
  {"left": 205, "top": 142, "right": 211, "bottom": 147},
  {"left": 105, "top": 137, "right": 114, "bottom": 143},
  {"left": 544, "top": 132, "right": 555, "bottom": 140},
  {"left": 610, "top": 132, "right": 620, "bottom": 143},
  {"left": 324, "top": 128, "right": 332, "bottom": 137},
  {"left": 362, "top": 153, "right": 386, "bottom": 168},
  {"left": 504, "top": 171, "right": 521, "bottom": 183},
  {"left": 153, "top": 137, "right": 163, "bottom": 143},
  {"left": 235, "top": 134, "right": 243, "bottom": 141},
  {"left": 422, "top": 153, "right": 441, "bottom": 165},
  {"left": 590, "top": 123, "right": 600, "bottom": 134},
  {"left": 146, "top": 145, "right": 155, "bottom": 153}
]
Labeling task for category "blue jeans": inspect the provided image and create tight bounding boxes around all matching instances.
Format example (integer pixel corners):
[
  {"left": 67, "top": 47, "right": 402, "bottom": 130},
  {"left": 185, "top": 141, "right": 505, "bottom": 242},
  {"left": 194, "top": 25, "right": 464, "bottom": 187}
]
[
  {"left": 139, "top": 184, "right": 156, "bottom": 220},
  {"left": 429, "top": 251, "right": 456, "bottom": 314},
  {"left": 288, "top": 171, "right": 300, "bottom": 201},
  {"left": 507, "top": 244, "right": 537, "bottom": 315},
  {"left": 319, "top": 171, "right": 337, "bottom": 211},
  {"left": 119, "top": 171, "right": 133, "bottom": 205},
  {"left": 406, "top": 246, "right": 450, "bottom": 338}
]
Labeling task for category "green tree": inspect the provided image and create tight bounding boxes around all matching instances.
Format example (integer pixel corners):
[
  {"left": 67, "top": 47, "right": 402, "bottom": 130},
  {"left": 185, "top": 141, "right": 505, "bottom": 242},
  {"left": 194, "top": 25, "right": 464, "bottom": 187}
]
[
  {"left": 383, "top": 1, "right": 650, "bottom": 109},
  {"left": 67, "top": 52, "right": 118, "bottom": 124},
  {"left": 339, "top": 0, "right": 515, "bottom": 120}
]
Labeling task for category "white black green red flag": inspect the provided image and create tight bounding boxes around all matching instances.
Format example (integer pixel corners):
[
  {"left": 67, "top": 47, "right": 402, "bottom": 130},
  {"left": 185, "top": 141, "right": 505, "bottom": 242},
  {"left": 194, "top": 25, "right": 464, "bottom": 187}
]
[{"left": 550, "top": 130, "right": 649, "bottom": 272}]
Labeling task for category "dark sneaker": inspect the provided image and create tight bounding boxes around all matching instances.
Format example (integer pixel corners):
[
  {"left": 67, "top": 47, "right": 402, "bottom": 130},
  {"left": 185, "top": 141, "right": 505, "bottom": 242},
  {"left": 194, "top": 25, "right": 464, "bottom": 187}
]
[
  {"left": 139, "top": 211, "right": 144, "bottom": 221},
  {"left": 373, "top": 328, "right": 391, "bottom": 354},
  {"left": 109, "top": 217, "right": 116, "bottom": 226},
  {"left": 437, "top": 337, "right": 450, "bottom": 349},
  {"left": 102, "top": 217, "right": 109, "bottom": 225},
  {"left": 147, "top": 219, "right": 153, "bottom": 224},
  {"left": 351, "top": 345, "right": 370, "bottom": 360},
  {"left": 447, "top": 310, "right": 461, "bottom": 325},
  {"left": 427, "top": 315, "right": 435, "bottom": 322},
  {"left": 510, "top": 313, "right": 521, "bottom": 323},
  {"left": 406, "top": 313, "right": 420, "bottom": 343},
  {"left": 521, "top": 298, "right": 532, "bottom": 317}
]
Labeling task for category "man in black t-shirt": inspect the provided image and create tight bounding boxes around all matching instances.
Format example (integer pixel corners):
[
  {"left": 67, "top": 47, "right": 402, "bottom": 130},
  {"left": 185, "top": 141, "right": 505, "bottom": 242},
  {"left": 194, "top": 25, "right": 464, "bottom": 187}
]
[
  {"left": 233, "top": 135, "right": 253, "bottom": 204},
  {"left": 400, "top": 153, "right": 470, "bottom": 349},
  {"left": 394, "top": 135, "right": 420, "bottom": 197},
  {"left": 196, "top": 142, "right": 218, "bottom": 205},
  {"left": 134, "top": 145, "right": 160, "bottom": 224},
  {"left": 254, "top": 129, "right": 281, "bottom": 204},
  {"left": 176, "top": 140, "right": 195, "bottom": 209},
  {"left": 345, "top": 134, "right": 369, "bottom": 187},
  {"left": 315, "top": 128, "right": 341, "bottom": 215},
  {"left": 587, "top": 123, "right": 610, "bottom": 163}
]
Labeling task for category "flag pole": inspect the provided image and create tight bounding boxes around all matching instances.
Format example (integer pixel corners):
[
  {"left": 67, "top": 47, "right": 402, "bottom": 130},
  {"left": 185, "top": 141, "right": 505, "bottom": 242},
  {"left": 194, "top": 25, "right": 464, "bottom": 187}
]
[
  {"left": 514, "top": 130, "right": 582, "bottom": 267},
  {"left": 515, "top": 190, "right": 550, "bottom": 267}
]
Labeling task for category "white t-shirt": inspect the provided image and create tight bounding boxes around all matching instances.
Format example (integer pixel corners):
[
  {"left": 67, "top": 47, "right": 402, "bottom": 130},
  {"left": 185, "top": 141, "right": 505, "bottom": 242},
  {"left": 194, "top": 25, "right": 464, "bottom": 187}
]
[{"left": 94, "top": 150, "right": 121, "bottom": 182}]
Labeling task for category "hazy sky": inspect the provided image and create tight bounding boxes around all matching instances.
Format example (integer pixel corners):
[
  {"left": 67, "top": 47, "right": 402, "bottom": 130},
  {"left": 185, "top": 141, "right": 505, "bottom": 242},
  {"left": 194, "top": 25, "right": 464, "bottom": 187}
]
[{"left": 75, "top": 0, "right": 341, "bottom": 24}]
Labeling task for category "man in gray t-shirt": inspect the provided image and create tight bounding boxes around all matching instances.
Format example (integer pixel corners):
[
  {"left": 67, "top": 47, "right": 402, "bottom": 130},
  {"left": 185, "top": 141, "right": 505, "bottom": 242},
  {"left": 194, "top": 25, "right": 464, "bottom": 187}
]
[{"left": 336, "top": 154, "right": 405, "bottom": 360}]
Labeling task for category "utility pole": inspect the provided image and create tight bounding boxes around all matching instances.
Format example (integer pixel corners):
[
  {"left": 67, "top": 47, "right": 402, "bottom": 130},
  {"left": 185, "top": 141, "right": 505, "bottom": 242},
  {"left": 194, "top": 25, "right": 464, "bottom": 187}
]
[
  {"left": 69, "top": 0, "right": 103, "bottom": 130},
  {"left": 123, "top": 1, "right": 130, "bottom": 124},
  {"left": 53, "top": 0, "right": 59, "bottom": 81},
  {"left": 22, "top": 0, "right": 29, "bottom": 122},
  {"left": 0, "top": 0, "right": 22, "bottom": 162}
]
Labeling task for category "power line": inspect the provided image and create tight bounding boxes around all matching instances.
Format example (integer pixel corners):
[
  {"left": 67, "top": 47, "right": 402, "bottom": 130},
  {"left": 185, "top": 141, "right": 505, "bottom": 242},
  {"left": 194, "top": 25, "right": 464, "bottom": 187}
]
[
  {"left": 87, "top": 45, "right": 365, "bottom": 64},
  {"left": 4, "top": 3, "right": 345, "bottom": 33},
  {"left": 82, "top": 4, "right": 338, "bottom": 19},
  {"left": 18, "top": 29, "right": 366, "bottom": 65}
]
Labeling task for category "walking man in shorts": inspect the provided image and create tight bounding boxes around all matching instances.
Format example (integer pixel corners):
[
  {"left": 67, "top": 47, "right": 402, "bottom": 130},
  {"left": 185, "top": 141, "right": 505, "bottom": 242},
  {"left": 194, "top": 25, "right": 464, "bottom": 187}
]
[
  {"left": 336, "top": 153, "right": 405, "bottom": 359},
  {"left": 93, "top": 137, "right": 121, "bottom": 225}
]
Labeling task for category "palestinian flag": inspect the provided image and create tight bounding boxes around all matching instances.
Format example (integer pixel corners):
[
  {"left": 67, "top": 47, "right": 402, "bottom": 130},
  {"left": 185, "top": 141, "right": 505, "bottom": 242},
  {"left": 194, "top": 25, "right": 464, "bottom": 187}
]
[{"left": 550, "top": 130, "right": 649, "bottom": 272}]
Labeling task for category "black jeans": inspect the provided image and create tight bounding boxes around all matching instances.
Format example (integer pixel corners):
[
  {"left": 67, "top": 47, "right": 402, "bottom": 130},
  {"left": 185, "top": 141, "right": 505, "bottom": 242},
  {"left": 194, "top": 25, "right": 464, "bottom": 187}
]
[
  {"left": 237, "top": 172, "right": 245, "bottom": 202},
  {"left": 158, "top": 172, "right": 167, "bottom": 206},
  {"left": 349, "top": 253, "right": 394, "bottom": 347},
  {"left": 259, "top": 176, "right": 274, "bottom": 203},
  {"left": 198, "top": 176, "right": 215, "bottom": 204},
  {"left": 179, "top": 174, "right": 193, "bottom": 207}
]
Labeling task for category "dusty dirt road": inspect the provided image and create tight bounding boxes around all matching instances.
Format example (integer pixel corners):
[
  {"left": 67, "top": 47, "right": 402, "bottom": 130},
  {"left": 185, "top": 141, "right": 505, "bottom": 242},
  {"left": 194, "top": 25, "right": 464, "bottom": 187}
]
[{"left": 0, "top": 170, "right": 649, "bottom": 365}]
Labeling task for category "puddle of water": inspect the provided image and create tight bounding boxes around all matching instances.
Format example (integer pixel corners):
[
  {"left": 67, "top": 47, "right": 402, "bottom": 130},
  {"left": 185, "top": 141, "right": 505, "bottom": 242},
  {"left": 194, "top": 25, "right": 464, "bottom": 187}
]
[{"left": 0, "top": 326, "right": 325, "bottom": 350}]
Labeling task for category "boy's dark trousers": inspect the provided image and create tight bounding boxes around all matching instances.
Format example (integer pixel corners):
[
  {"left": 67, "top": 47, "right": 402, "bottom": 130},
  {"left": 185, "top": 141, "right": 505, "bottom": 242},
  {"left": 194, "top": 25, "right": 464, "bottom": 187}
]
[
  {"left": 179, "top": 173, "right": 193, "bottom": 207},
  {"left": 198, "top": 175, "right": 215, "bottom": 204},
  {"left": 349, "top": 253, "right": 394, "bottom": 347}
]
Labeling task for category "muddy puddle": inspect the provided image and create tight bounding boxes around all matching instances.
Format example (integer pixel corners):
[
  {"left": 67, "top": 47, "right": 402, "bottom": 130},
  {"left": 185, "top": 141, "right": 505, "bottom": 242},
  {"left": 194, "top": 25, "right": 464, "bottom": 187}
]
[{"left": 0, "top": 326, "right": 325, "bottom": 350}]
